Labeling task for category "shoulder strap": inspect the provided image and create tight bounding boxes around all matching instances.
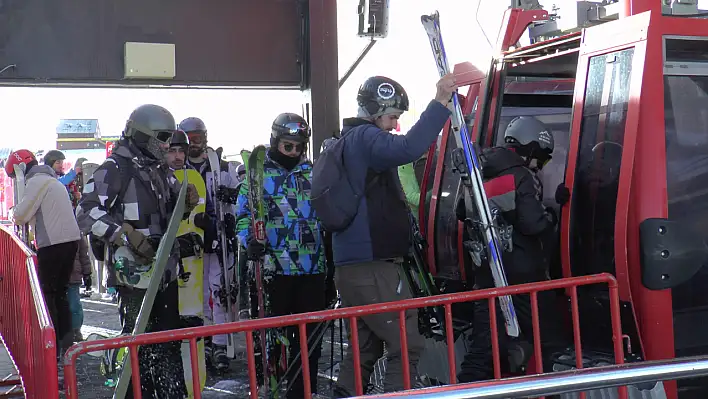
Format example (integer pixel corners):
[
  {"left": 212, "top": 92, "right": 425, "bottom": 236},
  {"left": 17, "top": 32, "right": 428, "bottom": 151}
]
[{"left": 109, "top": 155, "right": 132, "bottom": 210}]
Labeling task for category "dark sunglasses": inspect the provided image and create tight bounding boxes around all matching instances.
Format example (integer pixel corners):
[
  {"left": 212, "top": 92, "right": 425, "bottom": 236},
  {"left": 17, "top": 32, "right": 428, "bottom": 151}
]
[{"left": 283, "top": 142, "right": 305, "bottom": 152}]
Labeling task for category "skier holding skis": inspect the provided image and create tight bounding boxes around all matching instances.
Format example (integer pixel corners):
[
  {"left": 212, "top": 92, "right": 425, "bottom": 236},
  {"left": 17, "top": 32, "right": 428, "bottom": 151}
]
[
  {"left": 456, "top": 116, "right": 567, "bottom": 383},
  {"left": 178, "top": 116, "right": 239, "bottom": 371},
  {"left": 321, "top": 75, "right": 457, "bottom": 396},
  {"left": 234, "top": 113, "right": 328, "bottom": 399},
  {"left": 76, "top": 104, "right": 199, "bottom": 398}
]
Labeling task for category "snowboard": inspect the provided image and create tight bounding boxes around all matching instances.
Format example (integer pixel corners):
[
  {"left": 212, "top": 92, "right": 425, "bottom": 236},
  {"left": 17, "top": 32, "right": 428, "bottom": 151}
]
[{"left": 175, "top": 168, "right": 207, "bottom": 398}]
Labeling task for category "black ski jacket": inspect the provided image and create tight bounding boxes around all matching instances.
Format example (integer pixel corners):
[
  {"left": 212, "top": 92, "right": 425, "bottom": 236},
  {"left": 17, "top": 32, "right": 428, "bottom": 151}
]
[{"left": 480, "top": 147, "right": 556, "bottom": 281}]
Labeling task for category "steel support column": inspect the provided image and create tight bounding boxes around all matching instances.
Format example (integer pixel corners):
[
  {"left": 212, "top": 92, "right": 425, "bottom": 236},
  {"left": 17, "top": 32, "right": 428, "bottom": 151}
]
[{"left": 307, "top": 0, "right": 340, "bottom": 159}]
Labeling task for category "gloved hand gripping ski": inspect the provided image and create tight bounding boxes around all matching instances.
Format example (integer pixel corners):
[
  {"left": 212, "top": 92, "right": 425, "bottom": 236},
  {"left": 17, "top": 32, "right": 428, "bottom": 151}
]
[{"left": 421, "top": 11, "right": 520, "bottom": 337}]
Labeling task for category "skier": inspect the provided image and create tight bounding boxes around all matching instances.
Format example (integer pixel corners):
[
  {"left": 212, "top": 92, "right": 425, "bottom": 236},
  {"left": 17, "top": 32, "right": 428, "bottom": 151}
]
[
  {"left": 232, "top": 163, "right": 251, "bottom": 320},
  {"left": 6, "top": 149, "right": 82, "bottom": 358},
  {"left": 235, "top": 113, "right": 327, "bottom": 399},
  {"left": 178, "top": 116, "right": 239, "bottom": 371},
  {"left": 324, "top": 74, "right": 456, "bottom": 396},
  {"left": 456, "top": 116, "right": 567, "bottom": 383},
  {"left": 76, "top": 104, "right": 199, "bottom": 398}
]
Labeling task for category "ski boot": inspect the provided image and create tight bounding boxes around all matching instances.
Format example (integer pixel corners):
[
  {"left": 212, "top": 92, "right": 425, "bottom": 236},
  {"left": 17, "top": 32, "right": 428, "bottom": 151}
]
[{"left": 212, "top": 344, "right": 230, "bottom": 372}]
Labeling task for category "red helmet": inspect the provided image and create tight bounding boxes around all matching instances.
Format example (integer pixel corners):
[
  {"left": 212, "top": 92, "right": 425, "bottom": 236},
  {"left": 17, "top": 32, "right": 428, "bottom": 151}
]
[{"left": 5, "top": 149, "right": 36, "bottom": 178}]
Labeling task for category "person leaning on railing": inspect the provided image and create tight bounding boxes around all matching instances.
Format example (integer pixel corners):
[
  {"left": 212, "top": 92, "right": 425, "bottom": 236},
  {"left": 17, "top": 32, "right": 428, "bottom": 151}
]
[{"left": 5, "top": 149, "right": 81, "bottom": 362}]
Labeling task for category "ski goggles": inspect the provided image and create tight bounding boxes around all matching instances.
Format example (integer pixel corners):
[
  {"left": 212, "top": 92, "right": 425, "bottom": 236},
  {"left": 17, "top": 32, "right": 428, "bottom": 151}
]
[
  {"left": 152, "top": 130, "right": 174, "bottom": 144},
  {"left": 278, "top": 122, "right": 311, "bottom": 140}
]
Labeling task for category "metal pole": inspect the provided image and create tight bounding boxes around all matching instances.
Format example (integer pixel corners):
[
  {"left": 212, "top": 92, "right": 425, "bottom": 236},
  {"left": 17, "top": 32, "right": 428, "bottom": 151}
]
[
  {"left": 338, "top": 39, "right": 377, "bottom": 89},
  {"left": 360, "top": 355, "right": 708, "bottom": 399}
]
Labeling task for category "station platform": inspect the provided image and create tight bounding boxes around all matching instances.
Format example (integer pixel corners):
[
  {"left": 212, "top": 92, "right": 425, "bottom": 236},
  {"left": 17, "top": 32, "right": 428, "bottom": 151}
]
[{"left": 0, "top": 337, "right": 22, "bottom": 397}]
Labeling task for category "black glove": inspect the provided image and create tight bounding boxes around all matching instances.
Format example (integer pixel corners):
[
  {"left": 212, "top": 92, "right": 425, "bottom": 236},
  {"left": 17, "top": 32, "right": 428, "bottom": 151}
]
[
  {"left": 83, "top": 274, "right": 92, "bottom": 289},
  {"left": 246, "top": 238, "right": 266, "bottom": 260},
  {"left": 216, "top": 185, "right": 239, "bottom": 204},
  {"left": 555, "top": 183, "right": 571, "bottom": 206},
  {"left": 224, "top": 213, "right": 236, "bottom": 240},
  {"left": 545, "top": 207, "right": 559, "bottom": 226},
  {"left": 194, "top": 212, "right": 212, "bottom": 231}
]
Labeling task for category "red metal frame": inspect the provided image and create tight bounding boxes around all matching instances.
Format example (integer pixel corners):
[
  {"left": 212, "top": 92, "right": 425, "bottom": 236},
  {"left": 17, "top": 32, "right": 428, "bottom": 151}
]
[
  {"left": 64, "top": 274, "right": 625, "bottom": 399},
  {"left": 0, "top": 226, "right": 58, "bottom": 399}
]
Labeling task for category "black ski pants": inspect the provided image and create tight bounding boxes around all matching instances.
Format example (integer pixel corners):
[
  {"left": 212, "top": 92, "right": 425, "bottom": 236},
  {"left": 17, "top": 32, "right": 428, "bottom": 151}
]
[
  {"left": 270, "top": 273, "right": 327, "bottom": 399},
  {"left": 457, "top": 267, "right": 567, "bottom": 383},
  {"left": 118, "top": 281, "right": 187, "bottom": 399},
  {"left": 36, "top": 240, "right": 79, "bottom": 354}
]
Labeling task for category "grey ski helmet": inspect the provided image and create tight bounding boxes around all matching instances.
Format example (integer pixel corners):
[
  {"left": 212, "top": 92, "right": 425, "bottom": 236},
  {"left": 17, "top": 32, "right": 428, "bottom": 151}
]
[
  {"left": 178, "top": 117, "right": 207, "bottom": 135},
  {"left": 43, "top": 150, "right": 66, "bottom": 167},
  {"left": 503, "top": 116, "right": 554, "bottom": 163},
  {"left": 123, "top": 104, "right": 177, "bottom": 160}
]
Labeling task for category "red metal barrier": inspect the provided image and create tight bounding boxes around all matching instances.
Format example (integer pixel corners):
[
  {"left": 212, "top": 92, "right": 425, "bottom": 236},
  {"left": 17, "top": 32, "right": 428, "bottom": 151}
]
[
  {"left": 64, "top": 273, "right": 625, "bottom": 399},
  {"left": 0, "top": 225, "right": 59, "bottom": 399}
]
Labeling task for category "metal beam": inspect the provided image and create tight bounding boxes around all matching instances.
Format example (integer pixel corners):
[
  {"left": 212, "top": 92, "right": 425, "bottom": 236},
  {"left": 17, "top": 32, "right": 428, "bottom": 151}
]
[{"left": 307, "top": 0, "right": 340, "bottom": 159}]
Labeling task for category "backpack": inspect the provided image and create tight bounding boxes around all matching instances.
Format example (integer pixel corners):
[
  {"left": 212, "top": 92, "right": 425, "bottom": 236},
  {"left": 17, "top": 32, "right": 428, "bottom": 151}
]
[
  {"left": 311, "top": 133, "right": 379, "bottom": 232},
  {"left": 88, "top": 155, "right": 132, "bottom": 261}
]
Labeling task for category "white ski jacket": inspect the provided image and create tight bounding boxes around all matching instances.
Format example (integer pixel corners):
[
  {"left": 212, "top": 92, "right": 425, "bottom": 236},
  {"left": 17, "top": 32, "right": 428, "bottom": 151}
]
[{"left": 12, "top": 165, "right": 81, "bottom": 249}]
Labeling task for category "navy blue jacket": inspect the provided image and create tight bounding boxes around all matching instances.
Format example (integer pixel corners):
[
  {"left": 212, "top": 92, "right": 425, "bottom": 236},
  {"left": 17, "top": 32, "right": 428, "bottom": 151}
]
[{"left": 332, "top": 100, "right": 451, "bottom": 266}]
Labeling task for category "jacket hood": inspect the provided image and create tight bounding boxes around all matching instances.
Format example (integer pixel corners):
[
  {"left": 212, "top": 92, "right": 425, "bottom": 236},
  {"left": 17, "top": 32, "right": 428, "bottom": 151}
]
[
  {"left": 341, "top": 117, "right": 375, "bottom": 136},
  {"left": 26, "top": 164, "right": 57, "bottom": 179},
  {"left": 481, "top": 147, "right": 527, "bottom": 179}
]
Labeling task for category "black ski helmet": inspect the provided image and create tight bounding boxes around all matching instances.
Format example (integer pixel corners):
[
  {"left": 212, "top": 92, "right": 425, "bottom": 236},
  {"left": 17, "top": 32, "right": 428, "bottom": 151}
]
[
  {"left": 170, "top": 130, "right": 189, "bottom": 151},
  {"left": 271, "top": 113, "right": 311, "bottom": 143},
  {"left": 43, "top": 150, "right": 66, "bottom": 166},
  {"left": 178, "top": 117, "right": 207, "bottom": 135},
  {"left": 123, "top": 104, "right": 177, "bottom": 160},
  {"left": 357, "top": 76, "right": 409, "bottom": 118},
  {"left": 504, "top": 116, "right": 554, "bottom": 163}
]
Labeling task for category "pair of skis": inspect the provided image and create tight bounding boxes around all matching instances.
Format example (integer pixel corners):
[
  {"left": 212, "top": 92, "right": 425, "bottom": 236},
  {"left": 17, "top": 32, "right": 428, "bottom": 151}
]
[
  {"left": 206, "top": 148, "right": 238, "bottom": 357},
  {"left": 421, "top": 12, "right": 520, "bottom": 337}
]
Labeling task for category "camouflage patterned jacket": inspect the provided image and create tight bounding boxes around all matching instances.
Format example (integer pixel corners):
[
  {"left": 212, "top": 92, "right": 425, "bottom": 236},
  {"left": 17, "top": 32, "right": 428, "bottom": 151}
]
[
  {"left": 76, "top": 139, "right": 182, "bottom": 287},
  {"left": 235, "top": 154, "right": 325, "bottom": 276}
]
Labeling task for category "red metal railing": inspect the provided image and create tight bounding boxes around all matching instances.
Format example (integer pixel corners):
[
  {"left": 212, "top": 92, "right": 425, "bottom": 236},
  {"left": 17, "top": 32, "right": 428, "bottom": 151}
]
[
  {"left": 64, "top": 273, "right": 625, "bottom": 399},
  {"left": 0, "top": 225, "right": 59, "bottom": 399}
]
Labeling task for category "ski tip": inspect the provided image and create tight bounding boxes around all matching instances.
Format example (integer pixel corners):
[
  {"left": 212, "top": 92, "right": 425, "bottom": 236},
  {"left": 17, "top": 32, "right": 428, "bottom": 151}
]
[{"left": 420, "top": 10, "right": 440, "bottom": 23}]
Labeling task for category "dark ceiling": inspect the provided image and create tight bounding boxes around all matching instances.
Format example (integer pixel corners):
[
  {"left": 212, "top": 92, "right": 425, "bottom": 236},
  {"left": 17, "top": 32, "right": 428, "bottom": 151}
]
[{"left": 0, "top": 0, "right": 307, "bottom": 87}]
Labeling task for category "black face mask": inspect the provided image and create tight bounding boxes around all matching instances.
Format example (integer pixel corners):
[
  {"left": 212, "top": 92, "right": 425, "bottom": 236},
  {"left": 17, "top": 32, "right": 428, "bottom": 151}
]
[{"left": 268, "top": 147, "right": 300, "bottom": 171}]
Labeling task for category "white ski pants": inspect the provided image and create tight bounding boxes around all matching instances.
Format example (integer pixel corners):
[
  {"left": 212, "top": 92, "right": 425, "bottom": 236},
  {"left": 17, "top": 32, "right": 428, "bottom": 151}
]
[{"left": 202, "top": 252, "right": 235, "bottom": 346}]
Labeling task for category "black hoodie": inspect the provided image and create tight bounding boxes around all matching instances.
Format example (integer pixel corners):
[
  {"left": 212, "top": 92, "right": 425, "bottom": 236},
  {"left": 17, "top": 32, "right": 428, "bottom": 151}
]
[{"left": 480, "top": 147, "right": 556, "bottom": 281}]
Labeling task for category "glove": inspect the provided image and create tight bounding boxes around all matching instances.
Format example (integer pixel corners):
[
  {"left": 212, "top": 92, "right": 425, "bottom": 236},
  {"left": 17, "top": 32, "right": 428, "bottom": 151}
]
[
  {"left": 224, "top": 213, "right": 236, "bottom": 240},
  {"left": 186, "top": 183, "right": 199, "bottom": 212},
  {"left": 113, "top": 223, "right": 156, "bottom": 260},
  {"left": 555, "top": 183, "right": 571, "bottom": 206},
  {"left": 246, "top": 238, "right": 266, "bottom": 261},
  {"left": 545, "top": 207, "right": 559, "bottom": 226},
  {"left": 216, "top": 185, "right": 239, "bottom": 204},
  {"left": 193, "top": 212, "right": 212, "bottom": 231},
  {"left": 83, "top": 274, "right": 92, "bottom": 289}
]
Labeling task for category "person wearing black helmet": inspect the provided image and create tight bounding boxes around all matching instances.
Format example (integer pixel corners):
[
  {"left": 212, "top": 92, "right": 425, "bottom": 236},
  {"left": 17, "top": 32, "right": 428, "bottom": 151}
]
[
  {"left": 326, "top": 74, "right": 456, "bottom": 396},
  {"left": 166, "top": 130, "right": 190, "bottom": 170},
  {"left": 455, "top": 116, "right": 567, "bottom": 383},
  {"left": 234, "top": 112, "right": 328, "bottom": 399},
  {"left": 76, "top": 104, "right": 199, "bottom": 398},
  {"left": 178, "top": 116, "right": 240, "bottom": 372}
]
